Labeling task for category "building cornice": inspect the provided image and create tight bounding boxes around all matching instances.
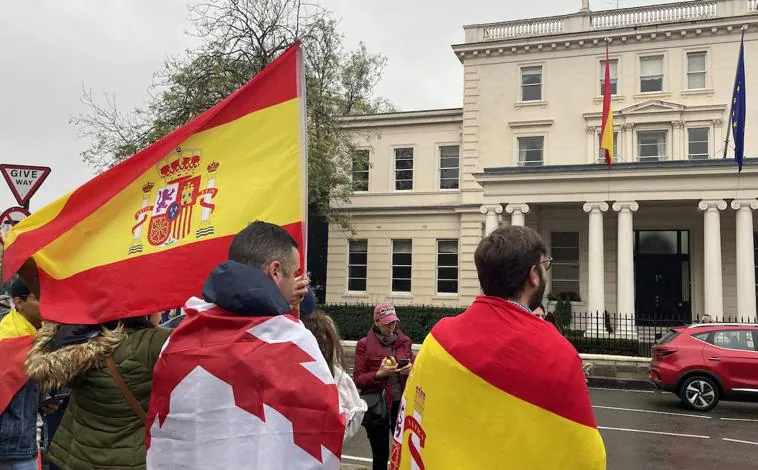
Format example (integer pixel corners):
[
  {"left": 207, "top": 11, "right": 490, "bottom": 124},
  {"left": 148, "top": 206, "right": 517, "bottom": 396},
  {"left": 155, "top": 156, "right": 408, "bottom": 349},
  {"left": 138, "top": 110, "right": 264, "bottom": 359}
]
[
  {"left": 453, "top": 7, "right": 758, "bottom": 63},
  {"left": 339, "top": 108, "right": 463, "bottom": 129}
]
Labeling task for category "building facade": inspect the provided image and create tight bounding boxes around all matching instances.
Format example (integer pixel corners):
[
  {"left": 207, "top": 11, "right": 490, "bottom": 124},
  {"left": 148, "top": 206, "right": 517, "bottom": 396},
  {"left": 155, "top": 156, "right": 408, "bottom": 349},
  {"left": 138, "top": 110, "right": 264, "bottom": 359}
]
[{"left": 326, "top": 0, "right": 758, "bottom": 330}]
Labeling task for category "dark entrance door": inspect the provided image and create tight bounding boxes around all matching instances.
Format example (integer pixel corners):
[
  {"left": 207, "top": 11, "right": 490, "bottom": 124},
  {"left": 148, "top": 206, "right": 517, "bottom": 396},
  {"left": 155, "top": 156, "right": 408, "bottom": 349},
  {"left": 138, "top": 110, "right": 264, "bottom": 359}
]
[{"left": 634, "top": 230, "right": 691, "bottom": 324}]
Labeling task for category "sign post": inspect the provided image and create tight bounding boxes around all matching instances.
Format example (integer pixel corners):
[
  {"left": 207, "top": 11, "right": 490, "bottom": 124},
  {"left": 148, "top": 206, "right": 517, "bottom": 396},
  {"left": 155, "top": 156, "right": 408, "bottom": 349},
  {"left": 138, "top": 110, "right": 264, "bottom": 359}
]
[{"left": 0, "top": 164, "right": 51, "bottom": 210}]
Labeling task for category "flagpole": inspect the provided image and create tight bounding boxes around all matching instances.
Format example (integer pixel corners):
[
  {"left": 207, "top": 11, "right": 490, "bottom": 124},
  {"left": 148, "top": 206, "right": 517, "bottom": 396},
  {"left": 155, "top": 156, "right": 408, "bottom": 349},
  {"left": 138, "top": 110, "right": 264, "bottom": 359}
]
[{"left": 723, "top": 28, "right": 745, "bottom": 159}]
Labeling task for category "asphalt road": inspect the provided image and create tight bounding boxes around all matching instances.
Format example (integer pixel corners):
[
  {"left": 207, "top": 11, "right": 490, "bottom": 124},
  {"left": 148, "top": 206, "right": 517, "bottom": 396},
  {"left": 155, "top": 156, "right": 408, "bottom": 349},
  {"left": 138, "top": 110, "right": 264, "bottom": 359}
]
[{"left": 342, "top": 388, "right": 758, "bottom": 469}]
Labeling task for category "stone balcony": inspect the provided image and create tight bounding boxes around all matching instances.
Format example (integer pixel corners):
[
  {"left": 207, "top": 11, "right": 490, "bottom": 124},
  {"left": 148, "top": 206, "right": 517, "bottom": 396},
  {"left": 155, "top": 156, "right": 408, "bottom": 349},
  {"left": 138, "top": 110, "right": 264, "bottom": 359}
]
[{"left": 464, "top": 0, "right": 758, "bottom": 43}]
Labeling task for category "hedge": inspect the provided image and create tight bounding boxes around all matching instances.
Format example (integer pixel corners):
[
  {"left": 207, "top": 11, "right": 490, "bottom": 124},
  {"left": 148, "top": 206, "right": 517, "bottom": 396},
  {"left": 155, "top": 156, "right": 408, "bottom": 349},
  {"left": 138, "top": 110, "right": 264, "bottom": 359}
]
[
  {"left": 322, "top": 304, "right": 465, "bottom": 343},
  {"left": 323, "top": 303, "right": 652, "bottom": 357}
]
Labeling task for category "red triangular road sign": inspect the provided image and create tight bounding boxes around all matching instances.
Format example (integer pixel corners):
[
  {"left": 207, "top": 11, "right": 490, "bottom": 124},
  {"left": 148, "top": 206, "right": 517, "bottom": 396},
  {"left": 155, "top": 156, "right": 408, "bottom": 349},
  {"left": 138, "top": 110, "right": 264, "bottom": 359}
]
[{"left": 0, "top": 164, "right": 51, "bottom": 206}]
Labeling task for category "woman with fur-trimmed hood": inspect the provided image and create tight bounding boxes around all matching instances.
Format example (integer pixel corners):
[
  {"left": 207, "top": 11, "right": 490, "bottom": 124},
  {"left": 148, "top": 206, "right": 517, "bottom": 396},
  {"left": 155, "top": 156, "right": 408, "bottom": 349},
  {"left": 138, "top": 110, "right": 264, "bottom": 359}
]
[{"left": 25, "top": 315, "right": 170, "bottom": 470}]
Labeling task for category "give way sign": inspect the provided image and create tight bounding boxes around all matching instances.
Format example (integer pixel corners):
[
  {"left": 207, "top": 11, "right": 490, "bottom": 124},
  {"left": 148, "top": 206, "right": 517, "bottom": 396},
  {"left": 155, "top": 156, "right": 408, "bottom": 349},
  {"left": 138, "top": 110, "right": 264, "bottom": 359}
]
[{"left": 0, "top": 164, "right": 51, "bottom": 206}]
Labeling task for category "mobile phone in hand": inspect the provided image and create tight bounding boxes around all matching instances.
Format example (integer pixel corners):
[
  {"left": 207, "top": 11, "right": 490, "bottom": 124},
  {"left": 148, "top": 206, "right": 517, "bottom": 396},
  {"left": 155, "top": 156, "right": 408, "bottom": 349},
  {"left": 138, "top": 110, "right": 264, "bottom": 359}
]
[{"left": 397, "top": 359, "right": 410, "bottom": 368}]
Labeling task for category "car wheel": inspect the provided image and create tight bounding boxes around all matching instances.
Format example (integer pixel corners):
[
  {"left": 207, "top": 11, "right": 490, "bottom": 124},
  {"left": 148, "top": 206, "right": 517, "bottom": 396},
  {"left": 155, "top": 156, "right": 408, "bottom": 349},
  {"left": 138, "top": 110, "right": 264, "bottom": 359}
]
[{"left": 679, "top": 376, "right": 720, "bottom": 411}]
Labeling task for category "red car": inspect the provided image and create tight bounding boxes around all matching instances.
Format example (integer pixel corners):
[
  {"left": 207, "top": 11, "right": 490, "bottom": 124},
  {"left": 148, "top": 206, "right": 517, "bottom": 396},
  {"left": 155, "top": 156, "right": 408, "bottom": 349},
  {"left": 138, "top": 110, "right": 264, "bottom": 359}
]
[{"left": 649, "top": 323, "right": 758, "bottom": 411}]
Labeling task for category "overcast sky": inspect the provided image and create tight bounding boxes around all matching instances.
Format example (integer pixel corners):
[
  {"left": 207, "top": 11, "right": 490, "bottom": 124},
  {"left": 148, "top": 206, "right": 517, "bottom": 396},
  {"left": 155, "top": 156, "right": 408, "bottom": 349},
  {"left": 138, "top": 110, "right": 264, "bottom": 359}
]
[{"left": 0, "top": 0, "right": 670, "bottom": 211}]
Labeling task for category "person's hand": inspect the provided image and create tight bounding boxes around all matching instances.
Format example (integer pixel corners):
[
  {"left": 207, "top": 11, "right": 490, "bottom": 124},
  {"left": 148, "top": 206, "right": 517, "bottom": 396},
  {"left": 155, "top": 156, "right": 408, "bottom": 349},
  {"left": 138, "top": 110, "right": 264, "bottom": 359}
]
[
  {"left": 397, "top": 363, "right": 413, "bottom": 376},
  {"left": 376, "top": 359, "right": 397, "bottom": 379},
  {"left": 290, "top": 273, "right": 310, "bottom": 306}
]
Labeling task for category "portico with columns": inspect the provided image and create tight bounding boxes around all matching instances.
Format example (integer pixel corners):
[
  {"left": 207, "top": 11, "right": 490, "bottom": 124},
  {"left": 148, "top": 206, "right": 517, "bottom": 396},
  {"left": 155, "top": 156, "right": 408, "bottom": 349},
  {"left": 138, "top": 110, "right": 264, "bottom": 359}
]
[{"left": 475, "top": 160, "right": 758, "bottom": 331}]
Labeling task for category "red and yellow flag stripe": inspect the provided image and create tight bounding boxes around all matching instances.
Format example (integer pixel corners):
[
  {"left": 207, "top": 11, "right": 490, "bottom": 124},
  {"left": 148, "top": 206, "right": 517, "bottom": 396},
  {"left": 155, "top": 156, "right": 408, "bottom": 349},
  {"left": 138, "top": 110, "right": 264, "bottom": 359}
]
[
  {"left": 600, "top": 43, "right": 614, "bottom": 166},
  {"left": 3, "top": 43, "right": 307, "bottom": 324}
]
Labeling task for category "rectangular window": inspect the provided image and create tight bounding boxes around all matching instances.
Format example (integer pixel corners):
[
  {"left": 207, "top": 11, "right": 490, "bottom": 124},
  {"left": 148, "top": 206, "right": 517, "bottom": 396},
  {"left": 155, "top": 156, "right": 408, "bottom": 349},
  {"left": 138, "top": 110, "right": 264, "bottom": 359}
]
[
  {"left": 687, "top": 52, "right": 707, "bottom": 90},
  {"left": 391, "top": 240, "right": 412, "bottom": 293},
  {"left": 439, "top": 145, "right": 460, "bottom": 190},
  {"left": 437, "top": 240, "right": 459, "bottom": 294},
  {"left": 347, "top": 240, "right": 367, "bottom": 292},
  {"left": 637, "top": 130, "right": 668, "bottom": 161},
  {"left": 517, "top": 136, "right": 544, "bottom": 167},
  {"left": 351, "top": 149, "right": 369, "bottom": 192},
  {"left": 551, "top": 232, "right": 580, "bottom": 297},
  {"left": 599, "top": 59, "right": 618, "bottom": 95},
  {"left": 521, "top": 66, "right": 542, "bottom": 101},
  {"left": 394, "top": 148, "right": 414, "bottom": 191},
  {"left": 597, "top": 131, "right": 619, "bottom": 162},
  {"left": 640, "top": 56, "right": 664, "bottom": 92},
  {"left": 688, "top": 127, "right": 710, "bottom": 160}
]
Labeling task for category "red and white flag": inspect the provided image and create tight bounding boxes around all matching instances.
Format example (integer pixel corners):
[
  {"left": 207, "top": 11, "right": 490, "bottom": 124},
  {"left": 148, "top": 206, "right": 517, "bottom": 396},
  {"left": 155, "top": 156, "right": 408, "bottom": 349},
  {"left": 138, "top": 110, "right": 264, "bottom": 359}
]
[{"left": 146, "top": 298, "right": 345, "bottom": 469}]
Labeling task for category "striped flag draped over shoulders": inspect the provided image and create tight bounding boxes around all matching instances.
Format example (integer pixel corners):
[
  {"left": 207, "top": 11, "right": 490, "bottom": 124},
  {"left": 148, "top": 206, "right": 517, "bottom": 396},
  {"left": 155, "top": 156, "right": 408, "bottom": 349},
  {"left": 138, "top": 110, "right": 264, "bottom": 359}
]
[
  {"left": 146, "top": 297, "right": 345, "bottom": 469},
  {"left": 389, "top": 296, "right": 606, "bottom": 470},
  {"left": 2, "top": 43, "right": 307, "bottom": 324}
]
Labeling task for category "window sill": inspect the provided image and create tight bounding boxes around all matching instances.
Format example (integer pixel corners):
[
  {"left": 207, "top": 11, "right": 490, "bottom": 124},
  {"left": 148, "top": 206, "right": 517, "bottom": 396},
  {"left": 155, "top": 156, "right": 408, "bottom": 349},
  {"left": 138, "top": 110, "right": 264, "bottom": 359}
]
[
  {"left": 681, "top": 88, "right": 715, "bottom": 97},
  {"left": 633, "top": 91, "right": 671, "bottom": 100},
  {"left": 592, "top": 95, "right": 625, "bottom": 104},
  {"left": 343, "top": 292, "right": 369, "bottom": 298},
  {"left": 514, "top": 100, "right": 547, "bottom": 109}
]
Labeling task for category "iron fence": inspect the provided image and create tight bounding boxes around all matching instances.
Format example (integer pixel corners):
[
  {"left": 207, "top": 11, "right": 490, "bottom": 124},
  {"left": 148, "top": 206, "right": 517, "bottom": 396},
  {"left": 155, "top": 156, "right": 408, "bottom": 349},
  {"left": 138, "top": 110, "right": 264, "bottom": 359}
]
[{"left": 556, "top": 312, "right": 758, "bottom": 357}]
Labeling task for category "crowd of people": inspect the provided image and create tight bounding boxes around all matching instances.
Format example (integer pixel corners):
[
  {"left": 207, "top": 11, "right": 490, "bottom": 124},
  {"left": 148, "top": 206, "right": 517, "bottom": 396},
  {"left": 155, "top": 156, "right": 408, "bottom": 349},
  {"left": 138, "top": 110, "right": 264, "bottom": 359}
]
[{"left": 0, "top": 221, "right": 601, "bottom": 469}]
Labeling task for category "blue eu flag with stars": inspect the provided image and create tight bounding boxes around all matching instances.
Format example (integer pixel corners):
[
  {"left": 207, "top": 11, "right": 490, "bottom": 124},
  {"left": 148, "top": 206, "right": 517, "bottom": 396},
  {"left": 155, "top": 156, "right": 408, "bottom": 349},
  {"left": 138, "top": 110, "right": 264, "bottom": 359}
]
[{"left": 730, "top": 34, "right": 746, "bottom": 172}]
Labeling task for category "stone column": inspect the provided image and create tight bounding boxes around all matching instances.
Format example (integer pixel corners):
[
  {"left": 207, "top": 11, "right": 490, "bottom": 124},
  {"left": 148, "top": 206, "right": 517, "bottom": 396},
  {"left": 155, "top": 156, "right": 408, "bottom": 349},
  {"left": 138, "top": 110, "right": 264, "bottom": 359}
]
[
  {"left": 698, "top": 200, "right": 727, "bottom": 319},
  {"left": 731, "top": 199, "right": 758, "bottom": 321},
  {"left": 505, "top": 203, "right": 530, "bottom": 227},
  {"left": 622, "top": 123, "right": 635, "bottom": 163},
  {"left": 584, "top": 202, "right": 609, "bottom": 335},
  {"left": 672, "top": 120, "right": 684, "bottom": 161},
  {"left": 613, "top": 201, "right": 639, "bottom": 337},
  {"left": 480, "top": 204, "right": 503, "bottom": 236},
  {"left": 712, "top": 119, "right": 723, "bottom": 158}
]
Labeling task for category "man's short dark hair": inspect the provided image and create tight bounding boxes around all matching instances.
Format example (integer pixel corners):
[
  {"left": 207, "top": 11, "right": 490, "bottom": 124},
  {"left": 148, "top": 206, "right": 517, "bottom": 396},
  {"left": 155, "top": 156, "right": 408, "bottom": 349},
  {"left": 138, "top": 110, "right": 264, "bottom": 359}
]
[
  {"left": 10, "top": 277, "right": 31, "bottom": 300},
  {"left": 475, "top": 226, "right": 547, "bottom": 300},
  {"left": 228, "top": 221, "right": 299, "bottom": 274}
]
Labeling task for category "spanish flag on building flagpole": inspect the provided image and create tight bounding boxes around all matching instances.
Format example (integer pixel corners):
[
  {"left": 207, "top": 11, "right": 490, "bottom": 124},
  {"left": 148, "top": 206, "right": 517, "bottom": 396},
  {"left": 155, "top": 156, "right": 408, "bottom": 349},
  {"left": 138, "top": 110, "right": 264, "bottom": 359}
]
[
  {"left": 600, "top": 41, "right": 614, "bottom": 166},
  {"left": 389, "top": 297, "right": 606, "bottom": 469},
  {"left": 2, "top": 42, "right": 308, "bottom": 325}
]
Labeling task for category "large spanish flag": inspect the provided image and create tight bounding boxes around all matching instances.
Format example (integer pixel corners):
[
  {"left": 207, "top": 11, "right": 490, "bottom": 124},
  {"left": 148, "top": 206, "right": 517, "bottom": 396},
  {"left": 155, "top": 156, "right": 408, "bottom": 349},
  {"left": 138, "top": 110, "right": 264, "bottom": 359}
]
[
  {"left": 2, "top": 43, "right": 307, "bottom": 324},
  {"left": 599, "top": 42, "right": 614, "bottom": 166},
  {"left": 389, "top": 297, "right": 606, "bottom": 470}
]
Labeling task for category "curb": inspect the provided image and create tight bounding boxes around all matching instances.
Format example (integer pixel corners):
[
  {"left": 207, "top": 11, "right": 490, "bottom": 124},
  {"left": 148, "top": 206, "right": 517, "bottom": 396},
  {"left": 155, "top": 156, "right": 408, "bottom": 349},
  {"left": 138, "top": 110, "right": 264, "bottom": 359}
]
[{"left": 588, "top": 376, "right": 657, "bottom": 390}]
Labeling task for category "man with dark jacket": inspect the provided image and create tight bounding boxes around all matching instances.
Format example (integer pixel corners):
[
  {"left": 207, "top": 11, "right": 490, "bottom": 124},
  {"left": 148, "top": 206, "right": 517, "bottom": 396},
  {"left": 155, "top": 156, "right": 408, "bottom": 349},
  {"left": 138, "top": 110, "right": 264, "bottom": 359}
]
[
  {"left": 146, "top": 221, "right": 345, "bottom": 469},
  {"left": 0, "top": 279, "right": 43, "bottom": 470}
]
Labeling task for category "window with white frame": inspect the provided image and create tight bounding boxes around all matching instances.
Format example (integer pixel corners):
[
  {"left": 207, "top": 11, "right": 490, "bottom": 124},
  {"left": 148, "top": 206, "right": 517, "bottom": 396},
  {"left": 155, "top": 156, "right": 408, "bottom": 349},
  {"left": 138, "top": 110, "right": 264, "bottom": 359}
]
[
  {"left": 437, "top": 240, "right": 459, "bottom": 294},
  {"left": 550, "top": 232, "right": 579, "bottom": 297},
  {"left": 439, "top": 145, "right": 460, "bottom": 190},
  {"left": 637, "top": 130, "right": 668, "bottom": 161},
  {"left": 517, "top": 136, "right": 544, "bottom": 166},
  {"left": 687, "top": 52, "right": 707, "bottom": 90},
  {"left": 688, "top": 127, "right": 710, "bottom": 160},
  {"left": 521, "top": 66, "right": 543, "bottom": 101},
  {"left": 351, "top": 149, "right": 369, "bottom": 192},
  {"left": 597, "top": 130, "right": 619, "bottom": 162},
  {"left": 347, "top": 240, "right": 367, "bottom": 292},
  {"left": 640, "top": 56, "right": 664, "bottom": 92},
  {"left": 599, "top": 59, "right": 619, "bottom": 95},
  {"left": 394, "top": 148, "right": 413, "bottom": 191},
  {"left": 391, "top": 240, "right": 412, "bottom": 293}
]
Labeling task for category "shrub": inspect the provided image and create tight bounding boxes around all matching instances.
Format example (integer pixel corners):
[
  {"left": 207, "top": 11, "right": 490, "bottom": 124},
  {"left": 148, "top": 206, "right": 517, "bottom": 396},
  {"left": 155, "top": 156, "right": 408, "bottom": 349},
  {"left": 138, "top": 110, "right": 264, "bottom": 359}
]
[
  {"left": 548, "top": 292, "right": 579, "bottom": 332},
  {"left": 322, "top": 304, "right": 465, "bottom": 343}
]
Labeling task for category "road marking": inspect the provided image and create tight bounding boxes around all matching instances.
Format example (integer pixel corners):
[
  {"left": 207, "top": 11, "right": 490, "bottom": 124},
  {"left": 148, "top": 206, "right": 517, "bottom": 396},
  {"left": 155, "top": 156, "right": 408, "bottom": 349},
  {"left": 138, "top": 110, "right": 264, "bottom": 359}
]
[
  {"left": 598, "top": 426, "right": 710, "bottom": 439},
  {"left": 723, "top": 438, "right": 758, "bottom": 446},
  {"left": 590, "top": 387, "right": 655, "bottom": 394},
  {"left": 593, "top": 405, "right": 711, "bottom": 419},
  {"left": 343, "top": 455, "right": 373, "bottom": 463},
  {"left": 720, "top": 417, "right": 758, "bottom": 423}
]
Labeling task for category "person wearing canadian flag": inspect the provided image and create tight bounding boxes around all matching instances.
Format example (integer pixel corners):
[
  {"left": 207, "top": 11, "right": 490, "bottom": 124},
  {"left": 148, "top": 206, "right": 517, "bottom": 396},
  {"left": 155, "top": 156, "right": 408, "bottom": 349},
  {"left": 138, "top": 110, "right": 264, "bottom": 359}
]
[{"left": 146, "top": 221, "right": 346, "bottom": 469}]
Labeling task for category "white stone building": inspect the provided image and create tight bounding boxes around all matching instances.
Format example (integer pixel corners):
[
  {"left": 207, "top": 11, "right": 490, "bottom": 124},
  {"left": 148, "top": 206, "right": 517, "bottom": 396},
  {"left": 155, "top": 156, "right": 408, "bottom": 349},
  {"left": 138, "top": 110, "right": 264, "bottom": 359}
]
[{"left": 326, "top": 0, "right": 758, "bottom": 330}]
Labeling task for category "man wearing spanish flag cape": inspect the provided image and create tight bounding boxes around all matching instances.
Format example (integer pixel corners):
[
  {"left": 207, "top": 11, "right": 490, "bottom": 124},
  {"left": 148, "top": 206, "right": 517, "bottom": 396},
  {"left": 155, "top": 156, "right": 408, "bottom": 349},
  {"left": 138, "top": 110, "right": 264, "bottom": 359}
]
[
  {"left": 2, "top": 42, "right": 345, "bottom": 468},
  {"left": 389, "top": 226, "right": 606, "bottom": 470}
]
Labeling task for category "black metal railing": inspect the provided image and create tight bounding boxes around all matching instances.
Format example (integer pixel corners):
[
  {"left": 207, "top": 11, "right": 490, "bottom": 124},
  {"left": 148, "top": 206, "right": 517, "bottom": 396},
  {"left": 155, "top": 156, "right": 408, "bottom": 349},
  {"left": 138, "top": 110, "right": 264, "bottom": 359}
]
[{"left": 555, "top": 312, "right": 758, "bottom": 357}]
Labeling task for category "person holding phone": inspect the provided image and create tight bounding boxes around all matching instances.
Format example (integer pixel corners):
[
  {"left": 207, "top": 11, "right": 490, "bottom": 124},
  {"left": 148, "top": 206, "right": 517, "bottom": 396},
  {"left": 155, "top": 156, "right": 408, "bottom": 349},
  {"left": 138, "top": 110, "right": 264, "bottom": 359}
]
[{"left": 353, "top": 304, "right": 413, "bottom": 470}]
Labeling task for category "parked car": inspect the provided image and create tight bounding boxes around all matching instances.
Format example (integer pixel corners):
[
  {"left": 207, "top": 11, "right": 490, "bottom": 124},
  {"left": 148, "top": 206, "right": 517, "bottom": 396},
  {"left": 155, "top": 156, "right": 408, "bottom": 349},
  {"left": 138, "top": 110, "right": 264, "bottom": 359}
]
[{"left": 650, "top": 323, "right": 758, "bottom": 411}]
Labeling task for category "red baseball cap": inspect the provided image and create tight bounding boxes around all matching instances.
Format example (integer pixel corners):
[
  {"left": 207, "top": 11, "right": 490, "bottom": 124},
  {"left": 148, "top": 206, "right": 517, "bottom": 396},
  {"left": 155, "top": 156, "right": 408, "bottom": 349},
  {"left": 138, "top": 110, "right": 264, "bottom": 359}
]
[{"left": 373, "top": 303, "right": 399, "bottom": 325}]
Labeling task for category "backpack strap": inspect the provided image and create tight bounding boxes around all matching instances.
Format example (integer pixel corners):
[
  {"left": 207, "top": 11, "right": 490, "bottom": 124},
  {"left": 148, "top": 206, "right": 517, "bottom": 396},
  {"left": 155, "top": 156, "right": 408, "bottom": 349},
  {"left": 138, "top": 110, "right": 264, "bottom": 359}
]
[{"left": 105, "top": 356, "right": 148, "bottom": 426}]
